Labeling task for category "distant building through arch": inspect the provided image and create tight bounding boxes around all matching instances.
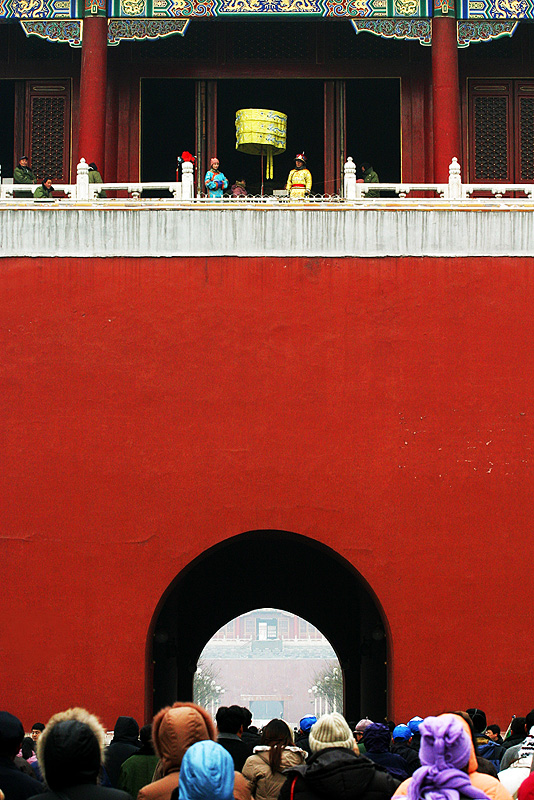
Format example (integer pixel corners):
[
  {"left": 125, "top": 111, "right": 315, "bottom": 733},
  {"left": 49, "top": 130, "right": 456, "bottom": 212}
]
[
  {"left": 195, "top": 607, "right": 343, "bottom": 725},
  {"left": 149, "top": 530, "right": 388, "bottom": 722}
]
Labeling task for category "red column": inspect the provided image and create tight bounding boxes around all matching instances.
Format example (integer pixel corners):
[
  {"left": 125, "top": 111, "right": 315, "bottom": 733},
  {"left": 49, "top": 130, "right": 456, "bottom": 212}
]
[
  {"left": 78, "top": 16, "right": 108, "bottom": 173},
  {"left": 432, "top": 16, "right": 461, "bottom": 183}
]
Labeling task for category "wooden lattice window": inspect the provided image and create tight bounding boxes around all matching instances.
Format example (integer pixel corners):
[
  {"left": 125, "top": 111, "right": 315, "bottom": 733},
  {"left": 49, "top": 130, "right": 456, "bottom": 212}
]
[
  {"left": 519, "top": 92, "right": 534, "bottom": 181},
  {"left": 473, "top": 94, "right": 509, "bottom": 180},
  {"left": 469, "top": 80, "right": 534, "bottom": 183},
  {"left": 24, "top": 82, "right": 71, "bottom": 182}
]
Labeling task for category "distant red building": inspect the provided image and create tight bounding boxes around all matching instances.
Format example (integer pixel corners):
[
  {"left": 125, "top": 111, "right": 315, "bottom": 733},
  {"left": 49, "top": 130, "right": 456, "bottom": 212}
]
[{"left": 197, "top": 609, "right": 341, "bottom": 725}]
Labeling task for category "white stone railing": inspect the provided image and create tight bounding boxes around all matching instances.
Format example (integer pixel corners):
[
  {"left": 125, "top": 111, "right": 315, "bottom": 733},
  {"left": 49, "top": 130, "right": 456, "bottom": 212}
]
[
  {"left": 2, "top": 157, "right": 534, "bottom": 203},
  {"left": 343, "top": 156, "right": 534, "bottom": 201},
  {"left": 0, "top": 158, "right": 194, "bottom": 201}
]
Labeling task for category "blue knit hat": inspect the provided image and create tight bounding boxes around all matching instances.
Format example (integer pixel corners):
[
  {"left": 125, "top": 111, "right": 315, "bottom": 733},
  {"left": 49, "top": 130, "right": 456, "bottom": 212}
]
[
  {"left": 179, "top": 741, "right": 234, "bottom": 800},
  {"left": 393, "top": 724, "right": 412, "bottom": 740},
  {"left": 300, "top": 715, "right": 317, "bottom": 733},
  {"left": 408, "top": 716, "right": 424, "bottom": 735}
]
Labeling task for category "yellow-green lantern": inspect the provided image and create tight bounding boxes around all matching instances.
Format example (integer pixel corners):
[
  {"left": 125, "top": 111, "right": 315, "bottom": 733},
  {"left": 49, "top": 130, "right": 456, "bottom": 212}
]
[{"left": 235, "top": 108, "right": 287, "bottom": 184}]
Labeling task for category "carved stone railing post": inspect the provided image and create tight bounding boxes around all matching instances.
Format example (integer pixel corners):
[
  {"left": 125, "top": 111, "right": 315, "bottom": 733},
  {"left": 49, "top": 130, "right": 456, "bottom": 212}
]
[
  {"left": 448, "top": 157, "right": 462, "bottom": 201},
  {"left": 344, "top": 156, "right": 357, "bottom": 200},
  {"left": 182, "top": 161, "right": 194, "bottom": 200},
  {"left": 77, "top": 158, "right": 89, "bottom": 201}
]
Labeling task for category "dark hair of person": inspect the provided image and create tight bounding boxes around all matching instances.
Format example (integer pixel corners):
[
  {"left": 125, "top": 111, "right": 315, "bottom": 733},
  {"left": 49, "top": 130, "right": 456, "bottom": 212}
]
[
  {"left": 466, "top": 709, "right": 487, "bottom": 734},
  {"left": 242, "top": 708, "right": 253, "bottom": 729},
  {"left": 476, "top": 757, "right": 498, "bottom": 777},
  {"left": 260, "top": 719, "right": 293, "bottom": 775},
  {"left": 32, "top": 723, "right": 45, "bottom": 732},
  {"left": 486, "top": 724, "right": 500, "bottom": 736},
  {"left": 139, "top": 724, "right": 153, "bottom": 747},
  {"left": 21, "top": 737, "right": 35, "bottom": 760},
  {"left": 216, "top": 706, "right": 244, "bottom": 735},
  {"left": 525, "top": 710, "right": 534, "bottom": 732},
  {"left": 452, "top": 711, "right": 478, "bottom": 768},
  {"left": 511, "top": 717, "right": 526, "bottom": 736}
]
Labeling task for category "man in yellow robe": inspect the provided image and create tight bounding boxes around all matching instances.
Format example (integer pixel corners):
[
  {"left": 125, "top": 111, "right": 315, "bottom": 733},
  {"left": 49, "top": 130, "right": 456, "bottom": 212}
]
[{"left": 286, "top": 153, "right": 312, "bottom": 199}]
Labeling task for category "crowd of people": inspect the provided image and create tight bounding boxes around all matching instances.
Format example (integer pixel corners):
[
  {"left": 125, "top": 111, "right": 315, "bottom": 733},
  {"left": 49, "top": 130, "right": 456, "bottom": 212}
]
[{"left": 2, "top": 705, "right": 533, "bottom": 800}]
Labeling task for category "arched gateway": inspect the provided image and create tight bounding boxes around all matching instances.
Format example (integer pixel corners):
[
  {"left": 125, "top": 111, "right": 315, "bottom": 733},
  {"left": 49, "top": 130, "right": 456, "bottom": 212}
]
[{"left": 149, "top": 531, "right": 388, "bottom": 722}]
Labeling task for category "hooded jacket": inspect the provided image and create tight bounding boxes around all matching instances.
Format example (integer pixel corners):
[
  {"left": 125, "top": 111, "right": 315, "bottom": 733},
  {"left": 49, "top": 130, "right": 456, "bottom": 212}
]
[
  {"left": 362, "top": 725, "right": 408, "bottom": 781},
  {"left": 278, "top": 747, "right": 400, "bottom": 800},
  {"left": 393, "top": 715, "right": 513, "bottom": 800},
  {"left": 242, "top": 746, "right": 307, "bottom": 800},
  {"left": 137, "top": 703, "right": 250, "bottom": 800},
  {"left": 28, "top": 707, "right": 132, "bottom": 800},
  {"left": 106, "top": 718, "right": 140, "bottom": 788}
]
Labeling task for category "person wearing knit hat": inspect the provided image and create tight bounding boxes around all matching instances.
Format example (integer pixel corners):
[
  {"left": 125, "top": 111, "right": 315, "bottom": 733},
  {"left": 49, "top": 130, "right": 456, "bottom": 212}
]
[
  {"left": 391, "top": 726, "right": 420, "bottom": 777},
  {"left": 406, "top": 715, "right": 491, "bottom": 800},
  {"left": 179, "top": 741, "right": 234, "bottom": 800},
  {"left": 392, "top": 714, "right": 513, "bottom": 800},
  {"left": 279, "top": 712, "right": 399, "bottom": 800},
  {"left": 308, "top": 713, "right": 355, "bottom": 752}
]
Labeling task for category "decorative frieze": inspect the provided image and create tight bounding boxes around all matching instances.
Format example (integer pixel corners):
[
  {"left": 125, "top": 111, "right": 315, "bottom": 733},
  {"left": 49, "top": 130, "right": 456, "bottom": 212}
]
[
  {"left": 20, "top": 18, "right": 81, "bottom": 40},
  {"left": 107, "top": 16, "right": 188, "bottom": 41},
  {"left": 457, "top": 19, "right": 518, "bottom": 43},
  {"left": 351, "top": 17, "right": 432, "bottom": 40}
]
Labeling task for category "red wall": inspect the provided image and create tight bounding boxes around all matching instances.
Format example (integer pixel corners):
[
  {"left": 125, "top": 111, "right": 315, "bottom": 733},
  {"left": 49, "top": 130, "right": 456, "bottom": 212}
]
[{"left": 2, "top": 255, "right": 534, "bottom": 731}]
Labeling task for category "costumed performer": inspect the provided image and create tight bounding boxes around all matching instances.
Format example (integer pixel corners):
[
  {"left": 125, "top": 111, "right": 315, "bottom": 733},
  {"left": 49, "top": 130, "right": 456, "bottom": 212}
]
[
  {"left": 204, "top": 157, "right": 228, "bottom": 198},
  {"left": 286, "top": 152, "right": 312, "bottom": 199}
]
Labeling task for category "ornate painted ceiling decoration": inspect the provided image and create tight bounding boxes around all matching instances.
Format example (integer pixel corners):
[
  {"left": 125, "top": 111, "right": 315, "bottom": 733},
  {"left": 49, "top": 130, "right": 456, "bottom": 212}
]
[
  {"left": 457, "top": 18, "right": 518, "bottom": 41},
  {"left": 108, "top": 0, "right": 213, "bottom": 14},
  {"left": 1, "top": 0, "right": 80, "bottom": 17},
  {"left": 3, "top": 0, "right": 529, "bottom": 23},
  {"left": 107, "top": 15, "right": 188, "bottom": 39},
  {"left": 20, "top": 18, "right": 81, "bottom": 39},
  {"left": 458, "top": 0, "right": 529, "bottom": 18},
  {"left": 108, "top": 0, "right": 431, "bottom": 14},
  {"left": 351, "top": 17, "right": 432, "bottom": 39}
]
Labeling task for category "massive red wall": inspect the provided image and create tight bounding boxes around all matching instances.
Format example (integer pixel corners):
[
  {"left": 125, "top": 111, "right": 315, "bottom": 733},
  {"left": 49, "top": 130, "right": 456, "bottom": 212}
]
[{"left": 2, "top": 255, "right": 534, "bottom": 731}]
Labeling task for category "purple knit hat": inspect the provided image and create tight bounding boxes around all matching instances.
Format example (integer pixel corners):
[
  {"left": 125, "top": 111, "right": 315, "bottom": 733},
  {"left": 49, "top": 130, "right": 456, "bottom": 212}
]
[{"left": 407, "top": 715, "right": 490, "bottom": 800}]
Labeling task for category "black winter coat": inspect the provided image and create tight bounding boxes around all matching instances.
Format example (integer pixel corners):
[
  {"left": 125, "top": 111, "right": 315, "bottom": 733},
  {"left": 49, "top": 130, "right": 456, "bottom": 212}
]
[
  {"left": 29, "top": 784, "right": 131, "bottom": 800},
  {"left": 0, "top": 756, "right": 43, "bottom": 800},
  {"left": 278, "top": 748, "right": 399, "bottom": 800},
  {"left": 105, "top": 718, "right": 140, "bottom": 788},
  {"left": 390, "top": 742, "right": 420, "bottom": 776}
]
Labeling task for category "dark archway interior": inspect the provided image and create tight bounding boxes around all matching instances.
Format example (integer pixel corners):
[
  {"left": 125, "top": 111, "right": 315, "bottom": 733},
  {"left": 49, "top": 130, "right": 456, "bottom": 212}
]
[
  {"left": 216, "top": 80, "right": 325, "bottom": 195},
  {"left": 152, "top": 531, "right": 387, "bottom": 722},
  {"left": 140, "top": 76, "right": 401, "bottom": 190},
  {"left": 345, "top": 79, "right": 401, "bottom": 183}
]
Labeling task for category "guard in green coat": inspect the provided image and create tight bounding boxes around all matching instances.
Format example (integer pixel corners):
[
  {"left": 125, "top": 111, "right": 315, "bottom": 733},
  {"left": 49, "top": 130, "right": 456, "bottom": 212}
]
[
  {"left": 360, "top": 161, "right": 380, "bottom": 198},
  {"left": 13, "top": 155, "right": 38, "bottom": 198},
  {"left": 88, "top": 162, "right": 107, "bottom": 198},
  {"left": 34, "top": 178, "right": 54, "bottom": 200}
]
